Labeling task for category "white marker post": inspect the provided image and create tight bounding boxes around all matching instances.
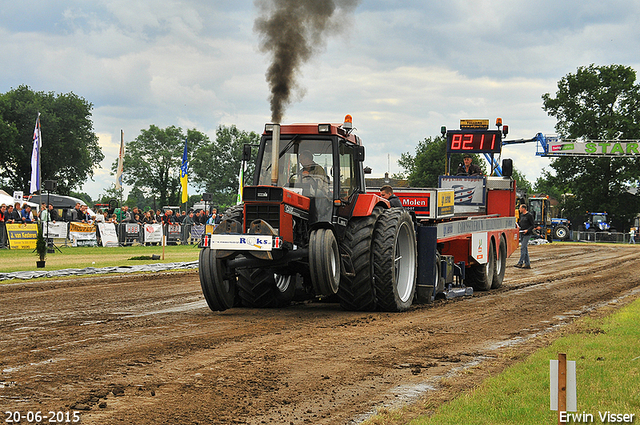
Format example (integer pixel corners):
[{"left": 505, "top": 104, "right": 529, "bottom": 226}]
[{"left": 550, "top": 353, "right": 577, "bottom": 425}]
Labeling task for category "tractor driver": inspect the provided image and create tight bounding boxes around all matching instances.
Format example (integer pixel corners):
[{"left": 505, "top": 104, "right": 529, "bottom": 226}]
[{"left": 299, "top": 150, "right": 326, "bottom": 178}]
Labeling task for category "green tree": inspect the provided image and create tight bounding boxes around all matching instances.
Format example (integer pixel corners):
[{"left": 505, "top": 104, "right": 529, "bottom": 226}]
[
  {"left": 70, "top": 191, "right": 93, "bottom": 206},
  {"left": 511, "top": 167, "right": 533, "bottom": 195},
  {"left": 533, "top": 171, "right": 564, "bottom": 201},
  {"left": 398, "top": 136, "right": 486, "bottom": 187},
  {"left": 124, "top": 186, "right": 151, "bottom": 211},
  {"left": 191, "top": 125, "right": 259, "bottom": 207},
  {"left": 541, "top": 64, "right": 640, "bottom": 229},
  {"left": 96, "top": 183, "right": 124, "bottom": 206},
  {"left": 0, "top": 85, "right": 103, "bottom": 194},
  {"left": 113, "top": 125, "right": 208, "bottom": 207}
]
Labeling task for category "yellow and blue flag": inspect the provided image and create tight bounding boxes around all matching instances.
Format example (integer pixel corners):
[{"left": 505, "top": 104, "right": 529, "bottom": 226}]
[{"left": 180, "top": 137, "right": 188, "bottom": 203}]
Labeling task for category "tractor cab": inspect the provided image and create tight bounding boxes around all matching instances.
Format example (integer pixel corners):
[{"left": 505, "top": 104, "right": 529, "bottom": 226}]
[
  {"left": 253, "top": 117, "right": 366, "bottom": 227},
  {"left": 583, "top": 212, "right": 612, "bottom": 232}
]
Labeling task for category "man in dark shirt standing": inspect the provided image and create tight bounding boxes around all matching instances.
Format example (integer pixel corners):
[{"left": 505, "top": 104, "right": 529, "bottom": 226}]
[
  {"left": 48, "top": 204, "right": 59, "bottom": 222},
  {"left": 515, "top": 203, "right": 535, "bottom": 269},
  {"left": 380, "top": 185, "right": 403, "bottom": 208}
]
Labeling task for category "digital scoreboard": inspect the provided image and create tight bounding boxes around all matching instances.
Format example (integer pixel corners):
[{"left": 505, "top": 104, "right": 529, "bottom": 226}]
[{"left": 446, "top": 130, "right": 502, "bottom": 154}]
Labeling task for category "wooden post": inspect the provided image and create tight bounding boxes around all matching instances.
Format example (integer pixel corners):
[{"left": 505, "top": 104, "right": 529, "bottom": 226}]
[{"left": 558, "top": 353, "right": 567, "bottom": 425}]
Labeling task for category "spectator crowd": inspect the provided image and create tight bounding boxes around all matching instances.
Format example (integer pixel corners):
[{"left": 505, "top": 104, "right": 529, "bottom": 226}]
[{"left": 0, "top": 201, "right": 225, "bottom": 249}]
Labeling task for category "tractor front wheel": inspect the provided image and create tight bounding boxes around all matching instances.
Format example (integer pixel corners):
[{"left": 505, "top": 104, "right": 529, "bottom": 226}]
[
  {"left": 199, "top": 248, "right": 237, "bottom": 311},
  {"left": 309, "top": 228, "right": 340, "bottom": 296}
]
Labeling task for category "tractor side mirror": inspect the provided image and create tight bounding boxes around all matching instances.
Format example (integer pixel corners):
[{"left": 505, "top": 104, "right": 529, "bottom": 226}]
[{"left": 242, "top": 144, "right": 252, "bottom": 162}]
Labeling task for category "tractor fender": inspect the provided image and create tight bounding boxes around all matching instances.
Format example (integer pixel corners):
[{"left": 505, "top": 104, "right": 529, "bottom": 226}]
[{"left": 351, "top": 193, "right": 390, "bottom": 217}]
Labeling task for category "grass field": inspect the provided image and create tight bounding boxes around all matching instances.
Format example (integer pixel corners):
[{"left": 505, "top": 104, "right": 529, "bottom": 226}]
[
  {"left": 0, "top": 243, "right": 201, "bottom": 274},
  {"left": 366, "top": 296, "right": 640, "bottom": 425}
]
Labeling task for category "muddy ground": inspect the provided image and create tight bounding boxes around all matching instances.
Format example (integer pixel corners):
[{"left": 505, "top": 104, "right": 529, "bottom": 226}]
[{"left": 1, "top": 244, "right": 639, "bottom": 424}]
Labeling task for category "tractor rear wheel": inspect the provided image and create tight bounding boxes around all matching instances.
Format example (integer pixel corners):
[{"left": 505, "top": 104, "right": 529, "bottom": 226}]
[
  {"left": 554, "top": 225, "right": 570, "bottom": 240},
  {"left": 337, "top": 207, "right": 383, "bottom": 311},
  {"left": 199, "top": 248, "right": 237, "bottom": 311},
  {"left": 372, "top": 209, "right": 417, "bottom": 312},
  {"left": 221, "top": 204, "right": 243, "bottom": 223},
  {"left": 467, "top": 239, "right": 495, "bottom": 291},
  {"left": 309, "top": 228, "right": 340, "bottom": 296},
  {"left": 236, "top": 268, "right": 296, "bottom": 308}
]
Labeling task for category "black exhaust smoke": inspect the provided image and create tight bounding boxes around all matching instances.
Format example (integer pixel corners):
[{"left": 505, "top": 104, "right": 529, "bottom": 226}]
[{"left": 254, "top": 0, "right": 360, "bottom": 123}]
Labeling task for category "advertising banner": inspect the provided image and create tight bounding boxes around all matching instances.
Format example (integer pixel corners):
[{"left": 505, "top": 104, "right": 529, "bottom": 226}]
[
  {"left": 6, "top": 223, "right": 38, "bottom": 249},
  {"left": 43, "top": 221, "right": 68, "bottom": 239},
  {"left": 165, "top": 223, "right": 181, "bottom": 245},
  {"left": 546, "top": 140, "right": 640, "bottom": 156},
  {"left": 439, "top": 176, "right": 486, "bottom": 207},
  {"left": 143, "top": 223, "right": 163, "bottom": 244},
  {"left": 190, "top": 224, "right": 205, "bottom": 241},
  {"left": 120, "top": 223, "right": 140, "bottom": 246},
  {"left": 437, "top": 189, "right": 455, "bottom": 217},
  {"left": 97, "top": 223, "right": 119, "bottom": 247},
  {"left": 69, "top": 222, "right": 98, "bottom": 247},
  {"left": 13, "top": 191, "right": 24, "bottom": 204}
]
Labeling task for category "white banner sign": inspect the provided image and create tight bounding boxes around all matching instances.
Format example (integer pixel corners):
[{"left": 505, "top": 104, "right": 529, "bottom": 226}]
[
  {"left": 209, "top": 234, "right": 277, "bottom": 251},
  {"left": 13, "top": 191, "right": 23, "bottom": 203},
  {"left": 143, "top": 223, "right": 163, "bottom": 243},
  {"left": 43, "top": 221, "right": 68, "bottom": 239},
  {"left": 97, "top": 223, "right": 119, "bottom": 247}
]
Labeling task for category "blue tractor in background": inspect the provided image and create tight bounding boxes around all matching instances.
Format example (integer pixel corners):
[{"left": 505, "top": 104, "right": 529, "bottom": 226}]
[{"left": 582, "top": 212, "right": 614, "bottom": 232}]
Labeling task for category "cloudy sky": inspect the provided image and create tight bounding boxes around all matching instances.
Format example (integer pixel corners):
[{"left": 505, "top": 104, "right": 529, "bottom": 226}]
[{"left": 2, "top": 0, "right": 640, "bottom": 199}]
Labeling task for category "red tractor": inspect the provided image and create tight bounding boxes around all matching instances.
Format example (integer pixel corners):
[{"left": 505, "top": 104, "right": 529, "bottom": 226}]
[
  {"left": 199, "top": 116, "right": 519, "bottom": 313},
  {"left": 199, "top": 116, "right": 417, "bottom": 312}
]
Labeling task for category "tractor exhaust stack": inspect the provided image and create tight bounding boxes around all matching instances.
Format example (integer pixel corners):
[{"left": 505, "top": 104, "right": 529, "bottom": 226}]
[{"left": 271, "top": 123, "right": 280, "bottom": 186}]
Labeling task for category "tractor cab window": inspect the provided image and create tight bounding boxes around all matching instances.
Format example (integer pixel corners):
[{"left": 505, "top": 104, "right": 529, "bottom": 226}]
[
  {"left": 530, "top": 202, "right": 542, "bottom": 222},
  {"left": 257, "top": 138, "right": 333, "bottom": 199},
  {"left": 339, "top": 143, "right": 357, "bottom": 202}
]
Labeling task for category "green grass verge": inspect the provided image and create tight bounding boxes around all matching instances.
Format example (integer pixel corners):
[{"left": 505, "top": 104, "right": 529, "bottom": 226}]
[
  {"left": 0, "top": 244, "right": 201, "bottom": 274},
  {"left": 406, "top": 298, "right": 640, "bottom": 425}
]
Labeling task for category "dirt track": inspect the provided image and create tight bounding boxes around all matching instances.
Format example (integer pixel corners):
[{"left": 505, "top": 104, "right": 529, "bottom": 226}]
[{"left": 1, "top": 243, "right": 639, "bottom": 424}]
